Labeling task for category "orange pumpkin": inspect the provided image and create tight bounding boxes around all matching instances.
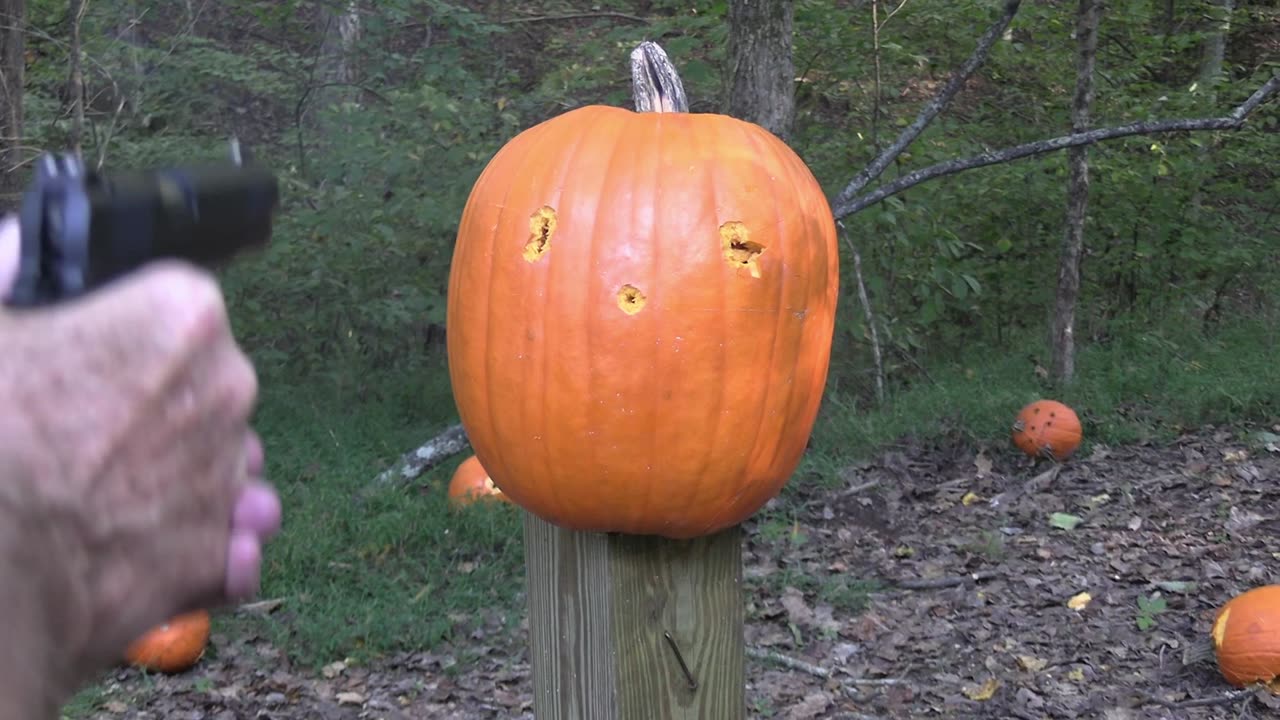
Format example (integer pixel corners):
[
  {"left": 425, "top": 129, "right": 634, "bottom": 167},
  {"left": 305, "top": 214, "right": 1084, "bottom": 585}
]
[
  {"left": 1213, "top": 585, "right": 1280, "bottom": 688},
  {"left": 445, "top": 43, "right": 839, "bottom": 539},
  {"left": 448, "top": 454, "right": 510, "bottom": 507},
  {"left": 1011, "top": 400, "right": 1082, "bottom": 460},
  {"left": 124, "top": 609, "right": 211, "bottom": 674}
]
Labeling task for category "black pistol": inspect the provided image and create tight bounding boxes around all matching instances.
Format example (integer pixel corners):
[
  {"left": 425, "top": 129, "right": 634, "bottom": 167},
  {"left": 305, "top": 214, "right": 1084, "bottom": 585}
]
[{"left": 4, "top": 139, "right": 279, "bottom": 308}]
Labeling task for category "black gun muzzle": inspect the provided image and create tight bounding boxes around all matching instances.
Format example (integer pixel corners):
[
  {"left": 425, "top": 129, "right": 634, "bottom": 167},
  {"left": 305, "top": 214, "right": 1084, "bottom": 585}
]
[{"left": 5, "top": 142, "right": 279, "bottom": 307}]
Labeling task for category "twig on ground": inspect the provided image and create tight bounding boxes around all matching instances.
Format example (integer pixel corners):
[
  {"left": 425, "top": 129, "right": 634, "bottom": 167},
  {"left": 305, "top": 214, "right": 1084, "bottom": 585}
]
[
  {"left": 746, "top": 643, "right": 910, "bottom": 714},
  {"left": 747, "top": 646, "right": 833, "bottom": 678},
  {"left": 236, "top": 597, "right": 285, "bottom": 614},
  {"left": 894, "top": 570, "right": 1000, "bottom": 590},
  {"left": 1139, "top": 687, "right": 1255, "bottom": 709}
]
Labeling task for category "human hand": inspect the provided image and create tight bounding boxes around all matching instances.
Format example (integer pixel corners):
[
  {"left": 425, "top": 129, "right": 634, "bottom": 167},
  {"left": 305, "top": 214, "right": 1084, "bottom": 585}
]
[{"left": 0, "top": 214, "right": 281, "bottom": 705}]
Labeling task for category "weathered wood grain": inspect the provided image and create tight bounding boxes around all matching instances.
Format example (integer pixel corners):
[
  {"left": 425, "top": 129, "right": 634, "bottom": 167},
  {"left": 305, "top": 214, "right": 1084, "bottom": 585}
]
[{"left": 524, "top": 510, "right": 745, "bottom": 720}]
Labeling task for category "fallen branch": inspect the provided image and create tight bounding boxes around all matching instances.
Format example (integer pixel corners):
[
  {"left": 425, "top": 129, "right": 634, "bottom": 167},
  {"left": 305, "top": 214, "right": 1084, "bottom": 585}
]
[
  {"left": 832, "top": 74, "right": 1278, "bottom": 219},
  {"left": 747, "top": 646, "right": 833, "bottom": 678},
  {"left": 747, "top": 646, "right": 906, "bottom": 685},
  {"left": 894, "top": 570, "right": 1000, "bottom": 590},
  {"left": 747, "top": 645, "right": 916, "bottom": 702},
  {"left": 362, "top": 423, "right": 470, "bottom": 496},
  {"left": 1139, "top": 687, "right": 1255, "bottom": 710}
]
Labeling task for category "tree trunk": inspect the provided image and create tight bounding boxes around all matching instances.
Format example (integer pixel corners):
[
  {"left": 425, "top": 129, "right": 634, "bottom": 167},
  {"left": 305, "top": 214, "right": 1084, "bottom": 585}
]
[
  {"left": 725, "top": 0, "right": 795, "bottom": 140},
  {"left": 1050, "top": 0, "right": 1102, "bottom": 385},
  {"left": 67, "top": 0, "right": 85, "bottom": 155},
  {"left": 0, "top": 0, "right": 24, "bottom": 213},
  {"left": 118, "top": 0, "right": 147, "bottom": 117},
  {"left": 1198, "top": 0, "right": 1233, "bottom": 97},
  {"left": 1188, "top": 0, "right": 1233, "bottom": 215},
  {"left": 315, "top": 0, "right": 362, "bottom": 114}
]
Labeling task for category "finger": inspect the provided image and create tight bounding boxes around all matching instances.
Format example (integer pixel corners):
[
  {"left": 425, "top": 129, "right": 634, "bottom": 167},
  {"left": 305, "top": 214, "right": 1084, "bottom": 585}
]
[
  {"left": 224, "top": 530, "right": 262, "bottom": 600},
  {"left": 232, "top": 480, "right": 282, "bottom": 539},
  {"left": 245, "top": 430, "right": 264, "bottom": 476},
  {"left": 0, "top": 214, "right": 18, "bottom": 298}
]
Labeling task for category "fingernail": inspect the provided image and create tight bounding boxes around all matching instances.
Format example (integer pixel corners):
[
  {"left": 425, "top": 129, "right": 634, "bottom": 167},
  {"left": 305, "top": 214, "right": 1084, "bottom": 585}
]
[
  {"left": 233, "top": 481, "right": 282, "bottom": 539},
  {"left": 225, "top": 531, "right": 262, "bottom": 599}
]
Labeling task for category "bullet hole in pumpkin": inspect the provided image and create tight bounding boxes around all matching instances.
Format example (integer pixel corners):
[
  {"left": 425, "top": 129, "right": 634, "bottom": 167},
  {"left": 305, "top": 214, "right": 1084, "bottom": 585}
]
[
  {"left": 719, "top": 221, "right": 764, "bottom": 278},
  {"left": 616, "top": 284, "right": 647, "bottom": 315},
  {"left": 524, "top": 206, "right": 557, "bottom": 262}
]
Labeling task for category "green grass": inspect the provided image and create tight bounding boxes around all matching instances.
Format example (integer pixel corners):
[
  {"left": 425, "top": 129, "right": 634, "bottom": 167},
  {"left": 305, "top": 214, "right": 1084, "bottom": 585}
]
[{"left": 224, "top": 355, "right": 526, "bottom": 669}]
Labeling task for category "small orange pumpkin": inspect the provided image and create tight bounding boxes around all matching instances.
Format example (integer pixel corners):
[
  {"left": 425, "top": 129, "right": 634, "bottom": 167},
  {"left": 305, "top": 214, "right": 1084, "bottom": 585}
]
[
  {"left": 124, "top": 609, "right": 211, "bottom": 673},
  {"left": 1213, "top": 585, "right": 1280, "bottom": 688},
  {"left": 1011, "top": 400, "right": 1082, "bottom": 460},
  {"left": 448, "top": 455, "right": 510, "bottom": 508}
]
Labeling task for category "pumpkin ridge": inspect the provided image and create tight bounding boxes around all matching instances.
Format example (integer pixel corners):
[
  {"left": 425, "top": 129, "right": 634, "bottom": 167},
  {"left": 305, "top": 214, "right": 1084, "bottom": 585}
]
[
  {"left": 722, "top": 120, "right": 795, "bottom": 533},
  {"left": 550, "top": 109, "right": 614, "bottom": 520},
  {"left": 695, "top": 113, "right": 745, "bottom": 526},
  {"left": 639, "top": 113, "right": 670, "bottom": 530},
  {"left": 576, "top": 110, "right": 639, "bottom": 527},
  {"left": 480, "top": 114, "right": 565, "bottom": 507}
]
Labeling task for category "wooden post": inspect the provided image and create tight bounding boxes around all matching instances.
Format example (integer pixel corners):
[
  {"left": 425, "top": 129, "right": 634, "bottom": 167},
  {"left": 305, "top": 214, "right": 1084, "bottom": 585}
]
[{"left": 523, "top": 510, "right": 746, "bottom": 720}]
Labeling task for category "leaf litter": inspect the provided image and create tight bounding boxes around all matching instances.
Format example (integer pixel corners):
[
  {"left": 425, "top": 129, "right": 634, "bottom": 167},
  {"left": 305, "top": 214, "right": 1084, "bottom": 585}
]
[{"left": 72, "top": 425, "right": 1280, "bottom": 718}]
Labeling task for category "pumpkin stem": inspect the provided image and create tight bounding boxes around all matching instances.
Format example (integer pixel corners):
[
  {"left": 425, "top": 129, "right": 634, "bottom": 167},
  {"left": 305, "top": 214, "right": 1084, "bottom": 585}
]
[{"left": 630, "top": 41, "right": 689, "bottom": 113}]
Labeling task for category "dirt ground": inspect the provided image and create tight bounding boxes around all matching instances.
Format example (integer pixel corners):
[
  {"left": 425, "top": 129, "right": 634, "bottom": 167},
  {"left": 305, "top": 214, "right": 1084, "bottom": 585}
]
[{"left": 77, "top": 425, "right": 1280, "bottom": 719}]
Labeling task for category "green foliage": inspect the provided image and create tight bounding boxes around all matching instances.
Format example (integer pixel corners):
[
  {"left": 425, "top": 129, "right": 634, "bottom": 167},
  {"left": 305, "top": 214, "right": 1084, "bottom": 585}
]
[{"left": 1135, "top": 594, "right": 1168, "bottom": 631}]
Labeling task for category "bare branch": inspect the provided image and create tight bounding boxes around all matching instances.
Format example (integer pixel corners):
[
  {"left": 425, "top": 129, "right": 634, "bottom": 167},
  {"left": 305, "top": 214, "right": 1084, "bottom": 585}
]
[
  {"left": 500, "top": 11, "right": 647, "bottom": 25},
  {"left": 830, "top": 0, "right": 1023, "bottom": 210},
  {"left": 832, "top": 74, "right": 1278, "bottom": 219},
  {"left": 838, "top": 223, "right": 886, "bottom": 404}
]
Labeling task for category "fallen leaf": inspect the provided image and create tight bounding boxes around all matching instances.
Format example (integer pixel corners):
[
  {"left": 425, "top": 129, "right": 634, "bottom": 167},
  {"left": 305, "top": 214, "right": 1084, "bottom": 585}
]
[
  {"left": 336, "top": 691, "right": 365, "bottom": 706},
  {"left": 1067, "top": 592, "right": 1092, "bottom": 611},
  {"left": 322, "top": 660, "right": 347, "bottom": 679},
  {"left": 1050, "top": 512, "right": 1083, "bottom": 530},
  {"left": 1017, "top": 655, "right": 1048, "bottom": 672},
  {"left": 1067, "top": 667, "right": 1086, "bottom": 682},
  {"left": 779, "top": 586, "right": 814, "bottom": 627},
  {"left": 784, "top": 691, "right": 833, "bottom": 719},
  {"left": 1223, "top": 449, "right": 1248, "bottom": 463},
  {"left": 961, "top": 491, "right": 982, "bottom": 506},
  {"left": 1225, "top": 506, "right": 1265, "bottom": 534},
  {"left": 974, "top": 453, "right": 993, "bottom": 477},
  {"left": 963, "top": 676, "right": 999, "bottom": 701}
]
